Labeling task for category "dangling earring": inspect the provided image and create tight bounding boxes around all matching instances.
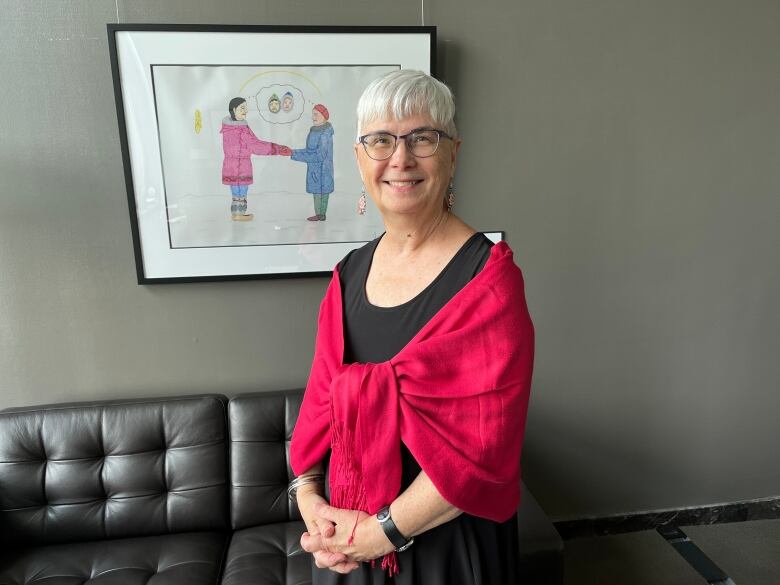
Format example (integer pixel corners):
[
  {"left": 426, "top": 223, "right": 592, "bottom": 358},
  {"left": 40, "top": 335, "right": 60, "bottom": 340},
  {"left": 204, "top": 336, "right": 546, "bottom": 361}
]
[
  {"left": 358, "top": 187, "right": 367, "bottom": 215},
  {"left": 446, "top": 181, "right": 455, "bottom": 210}
]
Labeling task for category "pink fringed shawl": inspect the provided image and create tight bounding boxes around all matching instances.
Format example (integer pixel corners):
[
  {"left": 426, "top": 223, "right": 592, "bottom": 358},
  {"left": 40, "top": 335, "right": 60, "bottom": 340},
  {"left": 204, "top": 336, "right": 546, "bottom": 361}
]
[{"left": 290, "top": 241, "right": 535, "bottom": 573}]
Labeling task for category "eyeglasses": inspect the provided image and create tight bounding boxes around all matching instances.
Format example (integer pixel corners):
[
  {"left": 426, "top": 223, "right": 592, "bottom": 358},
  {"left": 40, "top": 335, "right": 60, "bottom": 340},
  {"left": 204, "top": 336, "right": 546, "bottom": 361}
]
[{"left": 357, "top": 129, "right": 453, "bottom": 160}]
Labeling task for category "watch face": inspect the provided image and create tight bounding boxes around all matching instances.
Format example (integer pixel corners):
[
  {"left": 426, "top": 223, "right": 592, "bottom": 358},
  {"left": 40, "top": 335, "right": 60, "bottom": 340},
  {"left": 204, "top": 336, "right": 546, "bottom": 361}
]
[{"left": 377, "top": 507, "right": 390, "bottom": 522}]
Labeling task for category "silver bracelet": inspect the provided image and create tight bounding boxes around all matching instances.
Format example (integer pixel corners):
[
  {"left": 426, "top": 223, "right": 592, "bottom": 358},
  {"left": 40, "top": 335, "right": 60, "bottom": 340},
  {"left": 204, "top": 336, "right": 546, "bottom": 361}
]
[{"left": 287, "top": 474, "right": 325, "bottom": 501}]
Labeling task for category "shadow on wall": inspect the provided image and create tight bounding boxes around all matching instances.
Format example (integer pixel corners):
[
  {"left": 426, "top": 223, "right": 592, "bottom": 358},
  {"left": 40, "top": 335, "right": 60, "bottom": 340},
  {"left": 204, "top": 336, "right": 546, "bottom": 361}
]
[
  {"left": 521, "top": 377, "right": 700, "bottom": 523},
  {"left": 436, "top": 38, "right": 460, "bottom": 90}
]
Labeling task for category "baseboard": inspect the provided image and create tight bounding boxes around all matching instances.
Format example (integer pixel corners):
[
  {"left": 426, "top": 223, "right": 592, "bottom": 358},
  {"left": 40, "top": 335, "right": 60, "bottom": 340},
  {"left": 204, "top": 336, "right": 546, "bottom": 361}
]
[{"left": 553, "top": 495, "right": 780, "bottom": 540}]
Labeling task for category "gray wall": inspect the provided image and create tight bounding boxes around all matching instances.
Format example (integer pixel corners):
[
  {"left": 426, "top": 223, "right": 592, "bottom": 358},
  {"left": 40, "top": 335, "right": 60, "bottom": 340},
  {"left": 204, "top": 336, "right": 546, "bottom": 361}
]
[{"left": 1, "top": 0, "right": 778, "bottom": 521}]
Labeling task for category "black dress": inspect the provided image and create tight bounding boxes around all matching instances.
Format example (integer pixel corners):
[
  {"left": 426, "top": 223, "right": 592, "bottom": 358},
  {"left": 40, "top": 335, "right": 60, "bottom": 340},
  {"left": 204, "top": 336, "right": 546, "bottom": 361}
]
[{"left": 312, "top": 232, "right": 519, "bottom": 585}]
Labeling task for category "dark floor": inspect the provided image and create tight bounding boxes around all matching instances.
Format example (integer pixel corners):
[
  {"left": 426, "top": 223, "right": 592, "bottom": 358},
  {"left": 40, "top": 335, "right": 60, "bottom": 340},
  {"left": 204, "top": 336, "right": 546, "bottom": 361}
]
[{"left": 563, "top": 519, "right": 780, "bottom": 585}]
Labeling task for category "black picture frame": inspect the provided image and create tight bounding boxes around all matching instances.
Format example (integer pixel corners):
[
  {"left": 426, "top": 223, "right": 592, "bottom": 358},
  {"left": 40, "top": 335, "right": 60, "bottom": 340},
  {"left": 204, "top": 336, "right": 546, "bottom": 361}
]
[{"left": 108, "top": 24, "right": 436, "bottom": 283}]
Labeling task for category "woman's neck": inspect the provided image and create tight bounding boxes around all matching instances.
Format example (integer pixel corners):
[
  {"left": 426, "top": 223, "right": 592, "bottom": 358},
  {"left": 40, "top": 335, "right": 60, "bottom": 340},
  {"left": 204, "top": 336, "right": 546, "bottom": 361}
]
[{"left": 381, "top": 208, "right": 453, "bottom": 256}]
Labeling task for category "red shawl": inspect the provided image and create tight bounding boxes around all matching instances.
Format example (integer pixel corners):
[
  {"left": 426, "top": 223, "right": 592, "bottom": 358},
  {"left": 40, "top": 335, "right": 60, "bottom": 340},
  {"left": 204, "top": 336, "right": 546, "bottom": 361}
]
[{"left": 290, "top": 241, "right": 534, "bottom": 571}]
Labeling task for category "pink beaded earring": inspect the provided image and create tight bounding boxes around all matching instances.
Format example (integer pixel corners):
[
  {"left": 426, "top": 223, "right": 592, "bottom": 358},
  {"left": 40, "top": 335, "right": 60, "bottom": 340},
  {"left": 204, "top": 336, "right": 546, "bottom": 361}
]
[
  {"left": 358, "top": 187, "right": 367, "bottom": 215},
  {"left": 446, "top": 181, "right": 455, "bottom": 210}
]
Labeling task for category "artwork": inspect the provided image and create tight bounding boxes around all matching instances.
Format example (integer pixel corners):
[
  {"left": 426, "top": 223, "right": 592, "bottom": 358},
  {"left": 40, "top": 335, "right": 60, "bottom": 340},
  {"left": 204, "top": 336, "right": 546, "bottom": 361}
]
[{"left": 108, "top": 25, "right": 435, "bottom": 282}]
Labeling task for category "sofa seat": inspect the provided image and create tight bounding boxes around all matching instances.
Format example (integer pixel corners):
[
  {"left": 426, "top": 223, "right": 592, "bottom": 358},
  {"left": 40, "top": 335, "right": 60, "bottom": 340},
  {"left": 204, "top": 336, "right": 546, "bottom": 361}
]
[
  {"left": 0, "top": 531, "right": 227, "bottom": 585},
  {"left": 221, "top": 521, "right": 310, "bottom": 585}
]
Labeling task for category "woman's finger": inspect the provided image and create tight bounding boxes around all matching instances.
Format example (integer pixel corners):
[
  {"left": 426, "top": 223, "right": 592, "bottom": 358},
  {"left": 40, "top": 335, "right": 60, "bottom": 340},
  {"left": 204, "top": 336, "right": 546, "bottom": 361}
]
[
  {"left": 313, "top": 550, "right": 349, "bottom": 569},
  {"left": 315, "top": 503, "right": 346, "bottom": 524},
  {"left": 315, "top": 517, "right": 336, "bottom": 538},
  {"left": 329, "top": 560, "right": 360, "bottom": 574},
  {"left": 301, "top": 531, "right": 324, "bottom": 553}
]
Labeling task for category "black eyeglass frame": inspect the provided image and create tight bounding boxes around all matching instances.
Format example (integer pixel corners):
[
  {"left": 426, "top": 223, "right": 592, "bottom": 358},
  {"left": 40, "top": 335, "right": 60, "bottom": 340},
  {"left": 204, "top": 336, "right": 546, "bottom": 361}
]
[{"left": 357, "top": 128, "right": 454, "bottom": 160}]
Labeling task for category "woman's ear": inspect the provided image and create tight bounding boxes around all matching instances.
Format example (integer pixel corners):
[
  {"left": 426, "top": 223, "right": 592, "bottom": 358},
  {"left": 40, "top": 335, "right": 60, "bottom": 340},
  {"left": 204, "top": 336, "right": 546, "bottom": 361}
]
[{"left": 450, "top": 138, "right": 462, "bottom": 174}]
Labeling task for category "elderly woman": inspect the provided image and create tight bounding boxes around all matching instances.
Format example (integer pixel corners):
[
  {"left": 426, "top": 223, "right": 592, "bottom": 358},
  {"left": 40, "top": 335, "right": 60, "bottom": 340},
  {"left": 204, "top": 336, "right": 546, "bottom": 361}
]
[{"left": 289, "top": 70, "right": 534, "bottom": 584}]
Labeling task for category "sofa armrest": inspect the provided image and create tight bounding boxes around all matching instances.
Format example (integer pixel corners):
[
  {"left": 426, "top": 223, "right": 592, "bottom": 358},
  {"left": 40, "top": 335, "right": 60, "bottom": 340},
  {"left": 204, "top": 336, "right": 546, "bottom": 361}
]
[{"left": 518, "top": 481, "right": 564, "bottom": 585}]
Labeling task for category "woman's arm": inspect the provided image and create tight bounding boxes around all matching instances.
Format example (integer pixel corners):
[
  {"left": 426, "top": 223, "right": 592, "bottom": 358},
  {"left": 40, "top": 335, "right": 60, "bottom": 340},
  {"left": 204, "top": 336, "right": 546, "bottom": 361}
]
[
  {"left": 387, "top": 469, "right": 462, "bottom": 538},
  {"left": 294, "top": 463, "right": 330, "bottom": 536}
]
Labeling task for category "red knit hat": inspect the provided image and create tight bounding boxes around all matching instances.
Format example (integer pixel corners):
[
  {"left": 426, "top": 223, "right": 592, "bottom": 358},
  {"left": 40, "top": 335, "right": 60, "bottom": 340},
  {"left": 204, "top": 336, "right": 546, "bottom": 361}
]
[{"left": 313, "top": 103, "right": 330, "bottom": 120}]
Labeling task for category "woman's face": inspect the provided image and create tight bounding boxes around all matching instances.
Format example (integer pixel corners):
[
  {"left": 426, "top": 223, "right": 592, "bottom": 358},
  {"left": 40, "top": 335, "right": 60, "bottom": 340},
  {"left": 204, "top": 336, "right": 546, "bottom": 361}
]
[
  {"left": 355, "top": 113, "right": 460, "bottom": 219},
  {"left": 312, "top": 109, "right": 326, "bottom": 125},
  {"left": 233, "top": 102, "right": 248, "bottom": 121}
]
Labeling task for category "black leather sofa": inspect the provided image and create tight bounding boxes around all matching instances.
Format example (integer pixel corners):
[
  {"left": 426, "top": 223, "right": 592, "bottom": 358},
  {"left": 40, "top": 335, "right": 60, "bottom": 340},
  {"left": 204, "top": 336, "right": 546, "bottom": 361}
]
[{"left": 0, "top": 390, "right": 563, "bottom": 584}]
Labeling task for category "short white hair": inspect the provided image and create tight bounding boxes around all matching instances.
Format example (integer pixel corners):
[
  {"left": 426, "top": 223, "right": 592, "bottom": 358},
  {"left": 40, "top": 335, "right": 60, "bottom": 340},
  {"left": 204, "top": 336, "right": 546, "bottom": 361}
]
[{"left": 356, "top": 70, "right": 457, "bottom": 139}]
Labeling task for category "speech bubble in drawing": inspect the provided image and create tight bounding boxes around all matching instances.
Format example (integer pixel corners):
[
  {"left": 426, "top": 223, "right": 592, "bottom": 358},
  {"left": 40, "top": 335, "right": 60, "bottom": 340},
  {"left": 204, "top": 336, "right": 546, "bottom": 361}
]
[{"left": 255, "top": 84, "right": 305, "bottom": 124}]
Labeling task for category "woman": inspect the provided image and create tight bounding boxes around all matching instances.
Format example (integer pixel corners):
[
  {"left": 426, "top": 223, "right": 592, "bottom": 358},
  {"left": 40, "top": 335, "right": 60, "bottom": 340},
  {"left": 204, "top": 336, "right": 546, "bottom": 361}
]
[
  {"left": 289, "top": 70, "right": 534, "bottom": 584},
  {"left": 290, "top": 104, "right": 334, "bottom": 221},
  {"left": 220, "top": 97, "right": 290, "bottom": 221}
]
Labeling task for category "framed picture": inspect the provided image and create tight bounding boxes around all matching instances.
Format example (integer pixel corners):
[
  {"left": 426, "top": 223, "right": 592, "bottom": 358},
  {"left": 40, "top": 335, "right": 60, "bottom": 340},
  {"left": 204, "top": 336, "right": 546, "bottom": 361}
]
[{"left": 108, "top": 25, "right": 436, "bottom": 283}]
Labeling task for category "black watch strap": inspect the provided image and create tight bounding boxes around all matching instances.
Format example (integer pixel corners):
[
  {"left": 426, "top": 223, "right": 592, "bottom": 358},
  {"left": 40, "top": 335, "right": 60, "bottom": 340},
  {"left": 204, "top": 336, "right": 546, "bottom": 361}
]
[{"left": 377, "top": 506, "right": 414, "bottom": 551}]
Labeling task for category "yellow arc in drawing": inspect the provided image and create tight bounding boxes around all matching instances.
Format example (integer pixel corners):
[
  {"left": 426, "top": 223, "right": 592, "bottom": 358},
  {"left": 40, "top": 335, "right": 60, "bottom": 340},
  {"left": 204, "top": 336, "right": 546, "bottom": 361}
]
[
  {"left": 239, "top": 70, "right": 322, "bottom": 97},
  {"left": 194, "top": 110, "right": 202, "bottom": 134}
]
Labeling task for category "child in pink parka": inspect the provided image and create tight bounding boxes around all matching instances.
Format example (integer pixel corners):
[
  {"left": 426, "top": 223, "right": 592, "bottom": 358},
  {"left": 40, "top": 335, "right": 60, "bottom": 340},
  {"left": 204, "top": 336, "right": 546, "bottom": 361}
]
[{"left": 221, "top": 97, "right": 291, "bottom": 221}]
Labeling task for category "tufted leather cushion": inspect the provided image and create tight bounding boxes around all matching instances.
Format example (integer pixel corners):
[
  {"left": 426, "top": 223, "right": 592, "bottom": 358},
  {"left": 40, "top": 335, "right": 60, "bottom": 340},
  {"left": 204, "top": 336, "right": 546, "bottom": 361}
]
[
  {"left": 0, "top": 389, "right": 562, "bottom": 584},
  {"left": 221, "top": 522, "right": 310, "bottom": 585},
  {"left": 0, "top": 395, "right": 229, "bottom": 547},
  {"left": 0, "top": 531, "right": 227, "bottom": 585},
  {"left": 228, "top": 391, "right": 303, "bottom": 530}
]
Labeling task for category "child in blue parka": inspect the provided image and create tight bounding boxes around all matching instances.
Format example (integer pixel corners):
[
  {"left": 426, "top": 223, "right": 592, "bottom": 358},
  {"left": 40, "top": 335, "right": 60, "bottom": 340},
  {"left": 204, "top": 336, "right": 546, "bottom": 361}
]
[{"left": 291, "top": 104, "right": 334, "bottom": 221}]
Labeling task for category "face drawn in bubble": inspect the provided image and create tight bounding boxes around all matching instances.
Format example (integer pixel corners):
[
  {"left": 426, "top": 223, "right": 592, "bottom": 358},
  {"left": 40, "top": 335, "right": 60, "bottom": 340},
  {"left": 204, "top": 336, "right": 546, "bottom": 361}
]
[
  {"left": 255, "top": 84, "right": 306, "bottom": 124},
  {"left": 282, "top": 92, "right": 294, "bottom": 113},
  {"left": 268, "top": 93, "right": 281, "bottom": 114}
]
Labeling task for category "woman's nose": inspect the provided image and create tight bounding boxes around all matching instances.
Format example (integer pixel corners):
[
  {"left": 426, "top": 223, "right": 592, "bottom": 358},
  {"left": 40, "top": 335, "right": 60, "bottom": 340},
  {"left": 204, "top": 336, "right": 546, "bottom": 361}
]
[{"left": 389, "top": 138, "right": 415, "bottom": 166}]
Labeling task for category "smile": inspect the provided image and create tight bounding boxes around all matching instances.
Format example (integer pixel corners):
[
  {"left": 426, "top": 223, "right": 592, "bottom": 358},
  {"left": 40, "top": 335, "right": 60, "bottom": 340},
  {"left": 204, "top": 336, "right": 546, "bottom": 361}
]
[{"left": 385, "top": 180, "right": 422, "bottom": 187}]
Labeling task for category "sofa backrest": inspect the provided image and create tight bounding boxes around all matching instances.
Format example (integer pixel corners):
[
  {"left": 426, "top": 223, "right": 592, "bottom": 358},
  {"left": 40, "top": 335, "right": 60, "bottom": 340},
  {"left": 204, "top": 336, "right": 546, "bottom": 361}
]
[
  {"left": 0, "top": 395, "right": 228, "bottom": 547},
  {"left": 228, "top": 390, "right": 304, "bottom": 530}
]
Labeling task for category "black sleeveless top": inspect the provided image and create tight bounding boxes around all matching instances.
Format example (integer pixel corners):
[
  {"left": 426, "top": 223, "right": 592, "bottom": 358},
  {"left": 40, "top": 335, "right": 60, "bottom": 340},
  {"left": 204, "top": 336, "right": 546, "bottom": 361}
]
[
  {"left": 313, "top": 232, "right": 519, "bottom": 585},
  {"left": 340, "top": 231, "right": 493, "bottom": 364}
]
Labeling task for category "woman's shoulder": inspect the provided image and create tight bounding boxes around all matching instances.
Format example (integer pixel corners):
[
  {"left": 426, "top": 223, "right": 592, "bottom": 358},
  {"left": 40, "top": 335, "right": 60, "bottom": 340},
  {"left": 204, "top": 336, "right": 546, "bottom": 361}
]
[
  {"left": 462, "top": 230, "right": 494, "bottom": 251},
  {"left": 446, "top": 231, "right": 494, "bottom": 280},
  {"left": 445, "top": 224, "right": 494, "bottom": 261}
]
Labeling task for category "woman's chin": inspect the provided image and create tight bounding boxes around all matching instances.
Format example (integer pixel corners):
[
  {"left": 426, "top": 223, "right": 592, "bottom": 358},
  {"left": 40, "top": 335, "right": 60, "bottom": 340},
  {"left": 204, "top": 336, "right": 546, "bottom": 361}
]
[
  {"left": 377, "top": 192, "right": 431, "bottom": 215},
  {"left": 379, "top": 200, "right": 426, "bottom": 217}
]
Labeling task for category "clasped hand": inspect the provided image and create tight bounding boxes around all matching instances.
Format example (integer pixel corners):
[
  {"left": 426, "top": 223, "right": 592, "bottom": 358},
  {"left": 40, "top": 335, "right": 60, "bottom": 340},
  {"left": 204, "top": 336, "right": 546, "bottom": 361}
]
[{"left": 298, "top": 491, "right": 395, "bottom": 574}]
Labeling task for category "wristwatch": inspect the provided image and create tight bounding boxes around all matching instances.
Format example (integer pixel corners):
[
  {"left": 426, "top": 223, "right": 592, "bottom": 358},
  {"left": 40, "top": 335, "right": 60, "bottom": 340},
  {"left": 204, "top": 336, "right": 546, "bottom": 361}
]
[{"left": 376, "top": 505, "right": 414, "bottom": 552}]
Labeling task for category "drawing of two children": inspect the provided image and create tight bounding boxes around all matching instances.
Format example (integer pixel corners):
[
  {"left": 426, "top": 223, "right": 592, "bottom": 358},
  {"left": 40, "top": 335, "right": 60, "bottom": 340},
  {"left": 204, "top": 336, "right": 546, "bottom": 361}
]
[{"left": 220, "top": 98, "right": 334, "bottom": 222}]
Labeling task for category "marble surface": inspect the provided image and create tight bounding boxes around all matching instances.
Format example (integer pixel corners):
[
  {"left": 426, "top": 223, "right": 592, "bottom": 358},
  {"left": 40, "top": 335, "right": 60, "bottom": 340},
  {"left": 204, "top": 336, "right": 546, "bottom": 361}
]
[{"left": 555, "top": 496, "right": 780, "bottom": 539}]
